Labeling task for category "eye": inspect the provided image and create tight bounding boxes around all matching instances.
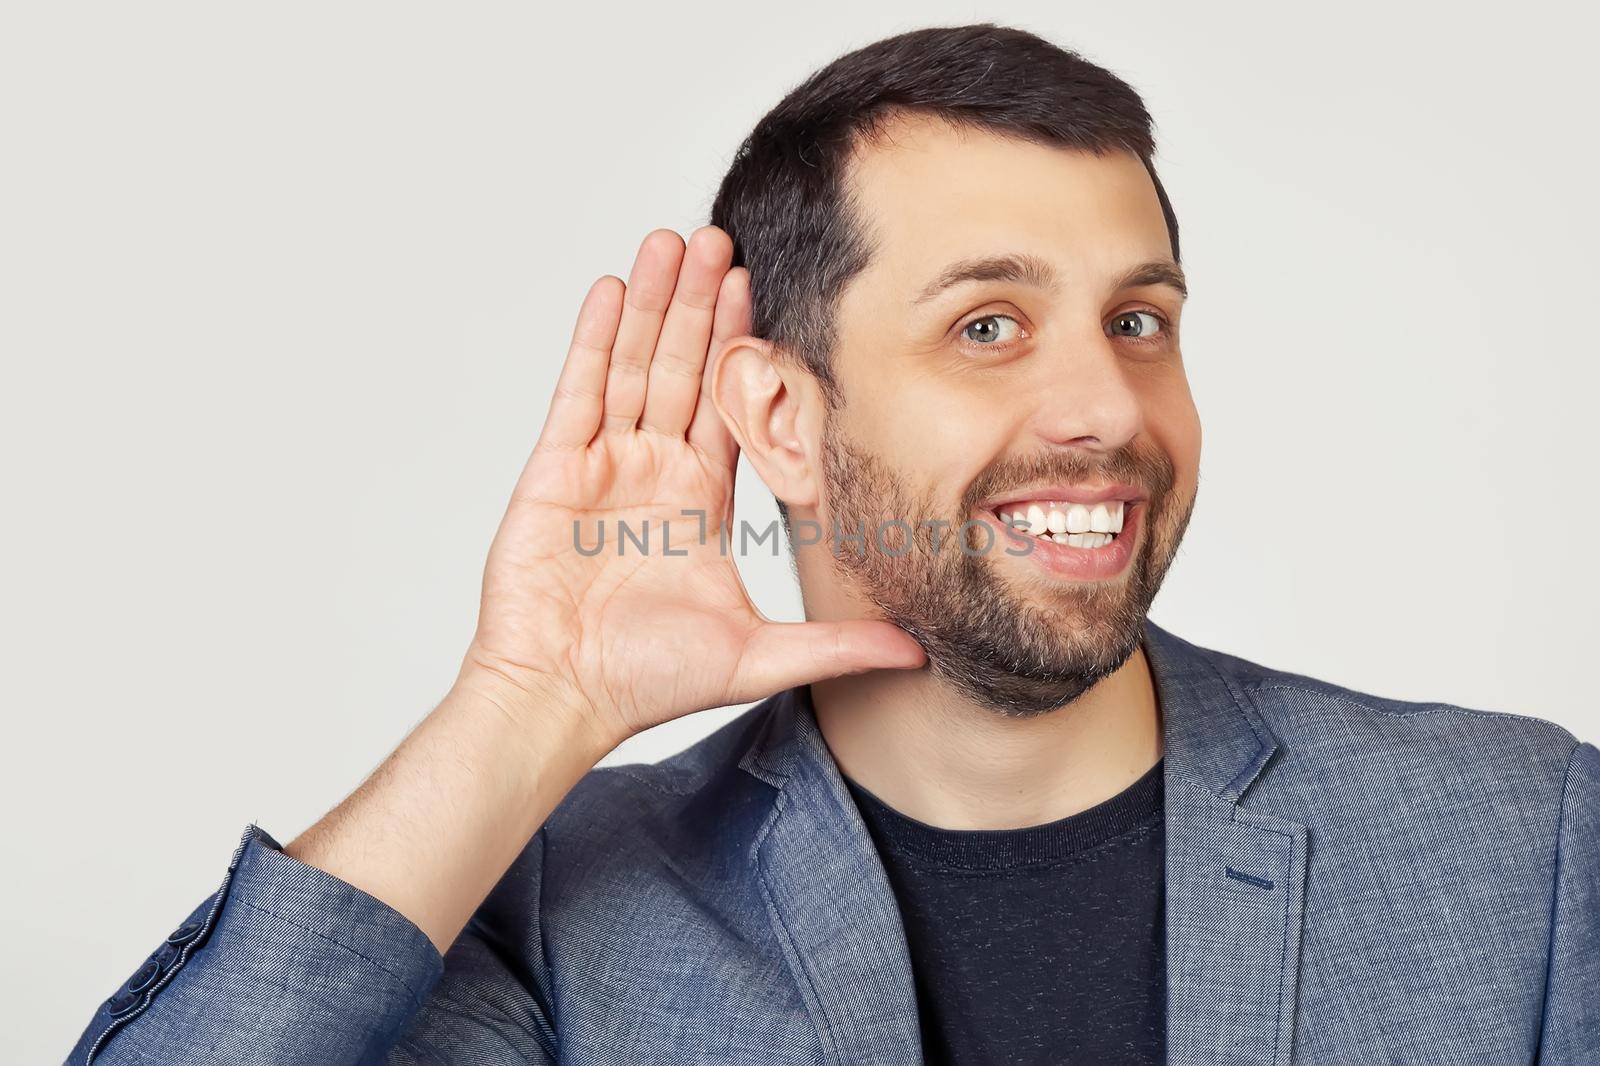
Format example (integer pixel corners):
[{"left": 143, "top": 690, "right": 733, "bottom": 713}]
[
  {"left": 960, "top": 313, "right": 1022, "bottom": 346},
  {"left": 1106, "top": 310, "right": 1165, "bottom": 340}
]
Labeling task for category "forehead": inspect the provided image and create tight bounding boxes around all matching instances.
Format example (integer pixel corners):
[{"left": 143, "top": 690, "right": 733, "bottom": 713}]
[{"left": 841, "top": 112, "right": 1172, "bottom": 286}]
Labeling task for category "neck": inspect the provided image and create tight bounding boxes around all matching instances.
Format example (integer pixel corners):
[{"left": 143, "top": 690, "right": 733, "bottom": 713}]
[{"left": 809, "top": 639, "right": 1163, "bottom": 830}]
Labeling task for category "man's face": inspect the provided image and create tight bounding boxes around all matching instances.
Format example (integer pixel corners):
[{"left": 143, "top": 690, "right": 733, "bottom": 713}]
[{"left": 816, "top": 114, "right": 1200, "bottom": 717}]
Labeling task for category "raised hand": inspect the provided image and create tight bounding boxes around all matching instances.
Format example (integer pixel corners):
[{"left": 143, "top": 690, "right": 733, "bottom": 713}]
[{"left": 459, "top": 226, "right": 926, "bottom": 746}]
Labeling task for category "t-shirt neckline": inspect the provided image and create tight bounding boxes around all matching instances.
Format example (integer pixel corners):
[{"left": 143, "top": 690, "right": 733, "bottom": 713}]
[{"left": 843, "top": 757, "right": 1164, "bottom": 871}]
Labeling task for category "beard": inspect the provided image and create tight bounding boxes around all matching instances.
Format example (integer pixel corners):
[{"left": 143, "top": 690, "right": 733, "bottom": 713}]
[{"left": 819, "top": 415, "right": 1194, "bottom": 718}]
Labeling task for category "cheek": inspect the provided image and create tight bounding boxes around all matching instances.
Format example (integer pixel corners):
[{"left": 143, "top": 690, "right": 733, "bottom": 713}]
[
  {"left": 846, "top": 384, "right": 1024, "bottom": 501},
  {"left": 1144, "top": 377, "right": 1202, "bottom": 490}
]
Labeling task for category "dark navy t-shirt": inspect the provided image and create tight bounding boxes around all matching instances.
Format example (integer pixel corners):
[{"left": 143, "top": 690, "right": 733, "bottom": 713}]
[{"left": 844, "top": 758, "right": 1166, "bottom": 1065}]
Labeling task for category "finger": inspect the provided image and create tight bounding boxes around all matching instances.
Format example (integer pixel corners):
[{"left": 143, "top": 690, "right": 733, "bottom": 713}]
[
  {"left": 639, "top": 226, "right": 733, "bottom": 438},
  {"left": 603, "top": 229, "right": 685, "bottom": 432},
  {"left": 686, "top": 265, "right": 750, "bottom": 471},
  {"left": 729, "top": 619, "right": 927, "bottom": 704},
  {"left": 535, "top": 275, "right": 625, "bottom": 452}
]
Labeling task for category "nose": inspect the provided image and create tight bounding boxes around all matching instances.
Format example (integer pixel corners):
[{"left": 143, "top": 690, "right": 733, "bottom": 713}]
[{"left": 1028, "top": 329, "right": 1143, "bottom": 453}]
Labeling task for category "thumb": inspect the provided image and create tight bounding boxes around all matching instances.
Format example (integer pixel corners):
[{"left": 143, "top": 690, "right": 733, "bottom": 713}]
[{"left": 729, "top": 618, "right": 927, "bottom": 704}]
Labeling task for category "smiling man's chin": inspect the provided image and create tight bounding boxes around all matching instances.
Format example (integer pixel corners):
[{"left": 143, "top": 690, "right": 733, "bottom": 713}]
[{"left": 909, "top": 563, "right": 1151, "bottom": 717}]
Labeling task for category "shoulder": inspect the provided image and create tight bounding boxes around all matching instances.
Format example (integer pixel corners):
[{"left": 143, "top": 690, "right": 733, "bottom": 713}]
[
  {"left": 1192, "top": 634, "right": 1586, "bottom": 823},
  {"left": 1215, "top": 639, "right": 1580, "bottom": 759},
  {"left": 550, "top": 699, "right": 776, "bottom": 824},
  {"left": 533, "top": 698, "right": 783, "bottom": 890}
]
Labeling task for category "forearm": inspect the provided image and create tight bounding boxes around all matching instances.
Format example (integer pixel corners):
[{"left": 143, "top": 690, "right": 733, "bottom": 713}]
[{"left": 284, "top": 669, "right": 622, "bottom": 954}]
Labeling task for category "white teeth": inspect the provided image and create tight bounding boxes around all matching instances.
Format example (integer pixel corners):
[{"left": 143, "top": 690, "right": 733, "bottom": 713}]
[
  {"left": 1049, "top": 531, "right": 1113, "bottom": 548},
  {"left": 995, "top": 499, "right": 1128, "bottom": 544}
]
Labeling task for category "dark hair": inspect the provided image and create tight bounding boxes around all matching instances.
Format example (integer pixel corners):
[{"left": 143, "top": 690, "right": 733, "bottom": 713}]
[
  {"left": 711, "top": 23, "right": 1178, "bottom": 388},
  {"left": 708, "top": 23, "right": 1179, "bottom": 530}
]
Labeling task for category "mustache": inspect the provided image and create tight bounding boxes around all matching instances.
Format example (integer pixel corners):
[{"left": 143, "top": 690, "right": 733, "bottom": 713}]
[{"left": 961, "top": 445, "right": 1176, "bottom": 513}]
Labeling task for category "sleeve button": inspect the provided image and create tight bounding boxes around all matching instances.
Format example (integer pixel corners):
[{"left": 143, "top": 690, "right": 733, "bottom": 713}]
[
  {"left": 106, "top": 988, "right": 141, "bottom": 1017},
  {"left": 166, "top": 920, "right": 203, "bottom": 945},
  {"left": 127, "top": 957, "right": 162, "bottom": 995}
]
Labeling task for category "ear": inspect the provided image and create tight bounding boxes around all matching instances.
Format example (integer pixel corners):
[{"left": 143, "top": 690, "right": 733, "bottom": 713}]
[{"left": 710, "top": 334, "right": 822, "bottom": 510}]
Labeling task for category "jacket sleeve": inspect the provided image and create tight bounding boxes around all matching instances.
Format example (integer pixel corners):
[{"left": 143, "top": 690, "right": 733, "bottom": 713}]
[
  {"left": 67, "top": 825, "right": 559, "bottom": 1065},
  {"left": 389, "top": 826, "right": 561, "bottom": 1063},
  {"left": 1535, "top": 740, "right": 1599, "bottom": 1064}
]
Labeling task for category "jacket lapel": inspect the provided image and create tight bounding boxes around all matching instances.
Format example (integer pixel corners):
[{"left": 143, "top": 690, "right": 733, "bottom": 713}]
[
  {"left": 737, "top": 618, "right": 1310, "bottom": 1066},
  {"left": 738, "top": 687, "right": 923, "bottom": 1065},
  {"left": 1146, "top": 620, "right": 1310, "bottom": 1065}
]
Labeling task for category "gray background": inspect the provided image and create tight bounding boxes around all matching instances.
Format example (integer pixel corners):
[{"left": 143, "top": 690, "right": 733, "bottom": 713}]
[{"left": 3, "top": 2, "right": 1596, "bottom": 1056}]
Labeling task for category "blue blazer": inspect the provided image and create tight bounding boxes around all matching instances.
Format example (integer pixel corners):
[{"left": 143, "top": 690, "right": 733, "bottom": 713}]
[{"left": 69, "top": 619, "right": 1598, "bottom": 1063}]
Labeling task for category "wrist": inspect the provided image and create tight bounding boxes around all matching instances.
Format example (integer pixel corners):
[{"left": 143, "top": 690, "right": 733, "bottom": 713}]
[{"left": 448, "top": 658, "right": 625, "bottom": 766}]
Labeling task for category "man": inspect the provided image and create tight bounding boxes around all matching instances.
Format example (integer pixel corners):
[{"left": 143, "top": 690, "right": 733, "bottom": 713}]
[{"left": 69, "top": 22, "right": 1595, "bottom": 1066}]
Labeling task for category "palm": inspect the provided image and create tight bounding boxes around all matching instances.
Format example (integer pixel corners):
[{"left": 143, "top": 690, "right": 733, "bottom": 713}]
[
  {"left": 480, "top": 429, "right": 755, "bottom": 737},
  {"left": 465, "top": 227, "right": 923, "bottom": 742}
]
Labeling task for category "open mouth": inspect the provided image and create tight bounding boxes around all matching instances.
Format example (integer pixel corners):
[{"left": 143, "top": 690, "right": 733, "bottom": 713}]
[{"left": 989, "top": 499, "right": 1133, "bottom": 550}]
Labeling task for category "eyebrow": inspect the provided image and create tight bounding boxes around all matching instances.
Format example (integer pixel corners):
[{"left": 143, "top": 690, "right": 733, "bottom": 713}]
[
  {"left": 912, "top": 253, "right": 1058, "bottom": 305},
  {"left": 1115, "top": 260, "right": 1189, "bottom": 298},
  {"left": 910, "top": 254, "right": 1188, "bottom": 305}
]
